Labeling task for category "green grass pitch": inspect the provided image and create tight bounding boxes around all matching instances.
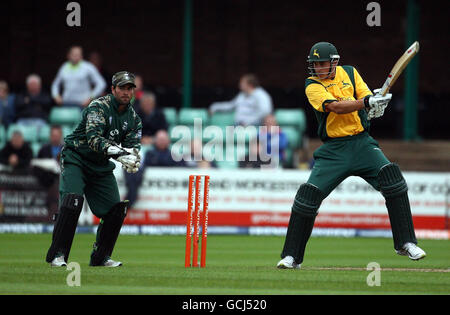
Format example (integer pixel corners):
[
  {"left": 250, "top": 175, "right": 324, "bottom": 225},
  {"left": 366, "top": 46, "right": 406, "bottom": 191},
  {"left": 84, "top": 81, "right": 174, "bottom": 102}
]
[{"left": 0, "top": 233, "right": 448, "bottom": 294}]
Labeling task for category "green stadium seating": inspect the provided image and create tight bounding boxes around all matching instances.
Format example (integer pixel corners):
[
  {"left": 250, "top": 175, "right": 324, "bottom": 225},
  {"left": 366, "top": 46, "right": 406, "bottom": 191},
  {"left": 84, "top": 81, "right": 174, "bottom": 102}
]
[
  {"left": 178, "top": 108, "right": 209, "bottom": 126},
  {"left": 275, "top": 109, "right": 307, "bottom": 132},
  {"left": 32, "top": 142, "right": 42, "bottom": 157},
  {"left": 7, "top": 124, "right": 39, "bottom": 143},
  {"left": 209, "top": 111, "right": 235, "bottom": 127},
  {"left": 0, "top": 125, "right": 5, "bottom": 149},
  {"left": 38, "top": 124, "right": 51, "bottom": 143},
  {"left": 281, "top": 126, "right": 301, "bottom": 149},
  {"left": 62, "top": 125, "right": 76, "bottom": 138},
  {"left": 215, "top": 159, "right": 238, "bottom": 169},
  {"left": 163, "top": 107, "right": 177, "bottom": 125},
  {"left": 49, "top": 107, "right": 82, "bottom": 126}
]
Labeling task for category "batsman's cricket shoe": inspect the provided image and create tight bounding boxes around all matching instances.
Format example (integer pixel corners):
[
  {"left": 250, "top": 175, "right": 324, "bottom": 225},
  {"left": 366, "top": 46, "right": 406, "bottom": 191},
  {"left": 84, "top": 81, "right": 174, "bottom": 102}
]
[
  {"left": 90, "top": 256, "right": 122, "bottom": 267},
  {"left": 396, "top": 242, "right": 426, "bottom": 260},
  {"left": 102, "top": 257, "right": 122, "bottom": 267},
  {"left": 277, "top": 256, "right": 301, "bottom": 269},
  {"left": 50, "top": 255, "right": 67, "bottom": 267}
]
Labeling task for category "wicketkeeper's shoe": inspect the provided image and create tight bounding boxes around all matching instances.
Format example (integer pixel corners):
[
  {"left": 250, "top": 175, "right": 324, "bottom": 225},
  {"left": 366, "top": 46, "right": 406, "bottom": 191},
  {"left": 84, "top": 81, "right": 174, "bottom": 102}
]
[
  {"left": 50, "top": 255, "right": 67, "bottom": 267},
  {"left": 277, "top": 256, "right": 301, "bottom": 269},
  {"left": 396, "top": 242, "right": 426, "bottom": 260}
]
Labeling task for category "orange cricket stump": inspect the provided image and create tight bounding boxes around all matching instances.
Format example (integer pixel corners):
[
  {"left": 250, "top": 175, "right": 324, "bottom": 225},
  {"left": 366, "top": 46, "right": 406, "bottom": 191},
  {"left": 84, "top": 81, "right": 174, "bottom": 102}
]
[
  {"left": 185, "top": 175, "right": 210, "bottom": 268},
  {"left": 200, "top": 175, "right": 210, "bottom": 268},
  {"left": 184, "top": 175, "right": 195, "bottom": 267}
]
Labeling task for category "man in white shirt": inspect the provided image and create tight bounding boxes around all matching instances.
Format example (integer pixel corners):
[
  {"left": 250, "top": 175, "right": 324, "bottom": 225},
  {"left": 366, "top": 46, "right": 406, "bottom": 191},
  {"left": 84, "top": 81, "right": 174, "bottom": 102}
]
[
  {"left": 209, "top": 74, "right": 273, "bottom": 127},
  {"left": 51, "top": 46, "right": 106, "bottom": 108}
]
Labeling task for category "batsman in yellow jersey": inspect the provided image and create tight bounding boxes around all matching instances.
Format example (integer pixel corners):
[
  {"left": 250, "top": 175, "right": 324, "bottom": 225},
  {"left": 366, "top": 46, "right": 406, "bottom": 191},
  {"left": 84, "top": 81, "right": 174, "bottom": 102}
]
[{"left": 277, "top": 42, "right": 426, "bottom": 269}]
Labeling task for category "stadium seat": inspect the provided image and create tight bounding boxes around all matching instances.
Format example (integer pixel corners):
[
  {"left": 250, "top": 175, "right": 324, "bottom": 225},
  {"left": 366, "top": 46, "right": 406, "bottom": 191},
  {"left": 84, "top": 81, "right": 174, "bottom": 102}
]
[
  {"left": 178, "top": 108, "right": 209, "bottom": 126},
  {"left": 215, "top": 159, "right": 238, "bottom": 169},
  {"left": 32, "top": 142, "right": 42, "bottom": 157},
  {"left": 275, "top": 109, "right": 307, "bottom": 132},
  {"left": 38, "top": 124, "right": 51, "bottom": 143},
  {"left": 281, "top": 126, "right": 301, "bottom": 149},
  {"left": 209, "top": 111, "right": 235, "bottom": 127},
  {"left": 62, "top": 125, "right": 76, "bottom": 138},
  {"left": 163, "top": 107, "right": 177, "bottom": 126},
  {"left": 7, "top": 124, "right": 39, "bottom": 143},
  {"left": 49, "top": 107, "right": 82, "bottom": 126},
  {"left": 0, "top": 125, "right": 5, "bottom": 148}
]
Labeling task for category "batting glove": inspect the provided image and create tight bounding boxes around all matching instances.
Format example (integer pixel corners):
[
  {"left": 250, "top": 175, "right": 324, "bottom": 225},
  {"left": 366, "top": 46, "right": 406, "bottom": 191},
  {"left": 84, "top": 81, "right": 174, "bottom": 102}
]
[{"left": 364, "top": 89, "right": 392, "bottom": 120}]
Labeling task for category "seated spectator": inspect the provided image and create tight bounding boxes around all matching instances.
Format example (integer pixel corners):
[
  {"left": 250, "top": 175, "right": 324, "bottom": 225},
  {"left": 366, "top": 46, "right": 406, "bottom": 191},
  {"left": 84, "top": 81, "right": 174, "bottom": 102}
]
[
  {"left": 15, "top": 74, "right": 52, "bottom": 129},
  {"left": 37, "top": 125, "right": 63, "bottom": 160},
  {"left": 124, "top": 129, "right": 183, "bottom": 208},
  {"left": 0, "top": 131, "right": 33, "bottom": 170},
  {"left": 239, "top": 140, "right": 268, "bottom": 169},
  {"left": 183, "top": 138, "right": 216, "bottom": 169},
  {"left": 209, "top": 74, "right": 273, "bottom": 127},
  {"left": 51, "top": 45, "right": 106, "bottom": 108},
  {"left": 138, "top": 92, "right": 168, "bottom": 145},
  {"left": 258, "top": 114, "right": 288, "bottom": 166},
  {"left": 144, "top": 130, "right": 184, "bottom": 167},
  {"left": 0, "top": 80, "right": 15, "bottom": 129}
]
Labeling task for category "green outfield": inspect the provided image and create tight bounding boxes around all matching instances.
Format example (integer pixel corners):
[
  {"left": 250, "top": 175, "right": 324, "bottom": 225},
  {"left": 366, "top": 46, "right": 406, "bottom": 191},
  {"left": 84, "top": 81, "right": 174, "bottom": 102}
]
[{"left": 0, "top": 233, "right": 448, "bottom": 295}]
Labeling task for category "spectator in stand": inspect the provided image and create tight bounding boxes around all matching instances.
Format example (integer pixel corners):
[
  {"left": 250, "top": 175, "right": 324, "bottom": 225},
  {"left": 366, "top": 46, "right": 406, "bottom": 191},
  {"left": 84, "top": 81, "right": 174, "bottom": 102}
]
[
  {"left": 0, "top": 80, "right": 15, "bottom": 129},
  {"left": 239, "top": 140, "right": 267, "bottom": 169},
  {"left": 0, "top": 131, "right": 33, "bottom": 170},
  {"left": 124, "top": 129, "right": 183, "bottom": 208},
  {"left": 37, "top": 125, "right": 63, "bottom": 160},
  {"left": 209, "top": 74, "right": 273, "bottom": 127},
  {"left": 88, "top": 51, "right": 112, "bottom": 92},
  {"left": 258, "top": 114, "right": 288, "bottom": 167},
  {"left": 15, "top": 74, "right": 52, "bottom": 129},
  {"left": 138, "top": 92, "right": 168, "bottom": 145},
  {"left": 51, "top": 45, "right": 106, "bottom": 108},
  {"left": 144, "top": 130, "right": 184, "bottom": 167},
  {"left": 183, "top": 138, "right": 216, "bottom": 169}
]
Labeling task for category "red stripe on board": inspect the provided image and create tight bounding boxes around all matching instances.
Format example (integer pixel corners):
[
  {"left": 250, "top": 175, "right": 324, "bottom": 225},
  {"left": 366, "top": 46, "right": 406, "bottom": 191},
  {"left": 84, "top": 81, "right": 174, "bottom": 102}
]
[{"left": 93, "top": 210, "right": 448, "bottom": 230}]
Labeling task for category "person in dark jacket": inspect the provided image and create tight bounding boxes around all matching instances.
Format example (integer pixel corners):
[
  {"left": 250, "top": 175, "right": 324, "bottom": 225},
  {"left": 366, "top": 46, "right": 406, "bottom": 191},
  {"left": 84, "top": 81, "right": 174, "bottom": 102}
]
[
  {"left": 0, "top": 131, "right": 33, "bottom": 170},
  {"left": 144, "top": 130, "right": 184, "bottom": 167},
  {"left": 15, "top": 74, "right": 53, "bottom": 127},
  {"left": 37, "top": 125, "right": 63, "bottom": 160},
  {"left": 137, "top": 92, "right": 168, "bottom": 145}
]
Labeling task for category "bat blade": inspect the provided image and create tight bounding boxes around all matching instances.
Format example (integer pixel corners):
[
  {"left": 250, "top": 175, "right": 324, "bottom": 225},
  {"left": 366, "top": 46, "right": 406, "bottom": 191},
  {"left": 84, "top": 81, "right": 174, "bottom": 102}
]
[{"left": 379, "top": 41, "right": 420, "bottom": 96}]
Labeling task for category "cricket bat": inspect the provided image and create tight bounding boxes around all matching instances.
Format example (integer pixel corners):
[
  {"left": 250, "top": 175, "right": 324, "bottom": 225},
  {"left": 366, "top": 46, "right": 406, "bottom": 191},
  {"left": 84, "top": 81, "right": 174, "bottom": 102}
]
[{"left": 378, "top": 41, "right": 420, "bottom": 96}]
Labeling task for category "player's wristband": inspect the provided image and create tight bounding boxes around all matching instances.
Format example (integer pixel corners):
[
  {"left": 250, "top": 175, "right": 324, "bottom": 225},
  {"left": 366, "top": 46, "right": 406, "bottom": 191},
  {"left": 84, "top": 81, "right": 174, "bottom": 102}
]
[{"left": 363, "top": 95, "right": 371, "bottom": 112}]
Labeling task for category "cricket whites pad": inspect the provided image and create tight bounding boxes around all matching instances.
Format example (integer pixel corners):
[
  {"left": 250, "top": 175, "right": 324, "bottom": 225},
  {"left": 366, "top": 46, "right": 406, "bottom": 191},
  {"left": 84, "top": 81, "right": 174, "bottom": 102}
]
[
  {"left": 45, "top": 193, "right": 84, "bottom": 263},
  {"left": 378, "top": 163, "right": 417, "bottom": 250},
  {"left": 90, "top": 201, "right": 129, "bottom": 266},
  {"left": 281, "top": 183, "right": 323, "bottom": 264}
]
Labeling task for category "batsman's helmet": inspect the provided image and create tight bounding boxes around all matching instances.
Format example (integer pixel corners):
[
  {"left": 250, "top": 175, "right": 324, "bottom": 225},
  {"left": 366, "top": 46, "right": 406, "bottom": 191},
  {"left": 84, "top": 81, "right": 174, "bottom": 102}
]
[{"left": 307, "top": 42, "right": 340, "bottom": 77}]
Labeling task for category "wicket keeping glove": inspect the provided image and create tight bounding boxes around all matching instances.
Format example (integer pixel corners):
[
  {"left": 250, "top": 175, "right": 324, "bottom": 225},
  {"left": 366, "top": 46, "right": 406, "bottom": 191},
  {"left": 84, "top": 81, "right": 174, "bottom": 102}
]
[
  {"left": 364, "top": 89, "right": 392, "bottom": 120},
  {"left": 107, "top": 145, "right": 141, "bottom": 173}
]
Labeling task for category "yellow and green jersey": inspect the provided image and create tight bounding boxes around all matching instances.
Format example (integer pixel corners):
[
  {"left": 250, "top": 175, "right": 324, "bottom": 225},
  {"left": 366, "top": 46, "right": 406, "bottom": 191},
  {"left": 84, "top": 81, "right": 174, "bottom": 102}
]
[{"left": 305, "top": 65, "right": 373, "bottom": 141}]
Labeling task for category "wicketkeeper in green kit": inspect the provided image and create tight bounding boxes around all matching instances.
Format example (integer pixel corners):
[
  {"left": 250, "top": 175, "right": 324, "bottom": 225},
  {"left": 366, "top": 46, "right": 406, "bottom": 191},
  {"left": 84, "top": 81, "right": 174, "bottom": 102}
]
[
  {"left": 46, "top": 71, "right": 142, "bottom": 267},
  {"left": 277, "top": 42, "right": 426, "bottom": 269}
]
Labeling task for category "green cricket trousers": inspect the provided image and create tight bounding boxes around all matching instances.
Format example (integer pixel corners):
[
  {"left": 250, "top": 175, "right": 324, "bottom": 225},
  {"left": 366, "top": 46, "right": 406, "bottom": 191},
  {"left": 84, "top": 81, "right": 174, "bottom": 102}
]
[
  {"left": 308, "top": 132, "right": 390, "bottom": 196},
  {"left": 59, "top": 147, "right": 121, "bottom": 219}
]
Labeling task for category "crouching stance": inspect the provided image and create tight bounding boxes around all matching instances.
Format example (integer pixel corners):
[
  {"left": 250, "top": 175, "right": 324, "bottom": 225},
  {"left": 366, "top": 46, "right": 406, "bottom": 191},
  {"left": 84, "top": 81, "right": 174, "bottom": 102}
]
[
  {"left": 46, "top": 71, "right": 142, "bottom": 267},
  {"left": 277, "top": 42, "right": 425, "bottom": 269}
]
